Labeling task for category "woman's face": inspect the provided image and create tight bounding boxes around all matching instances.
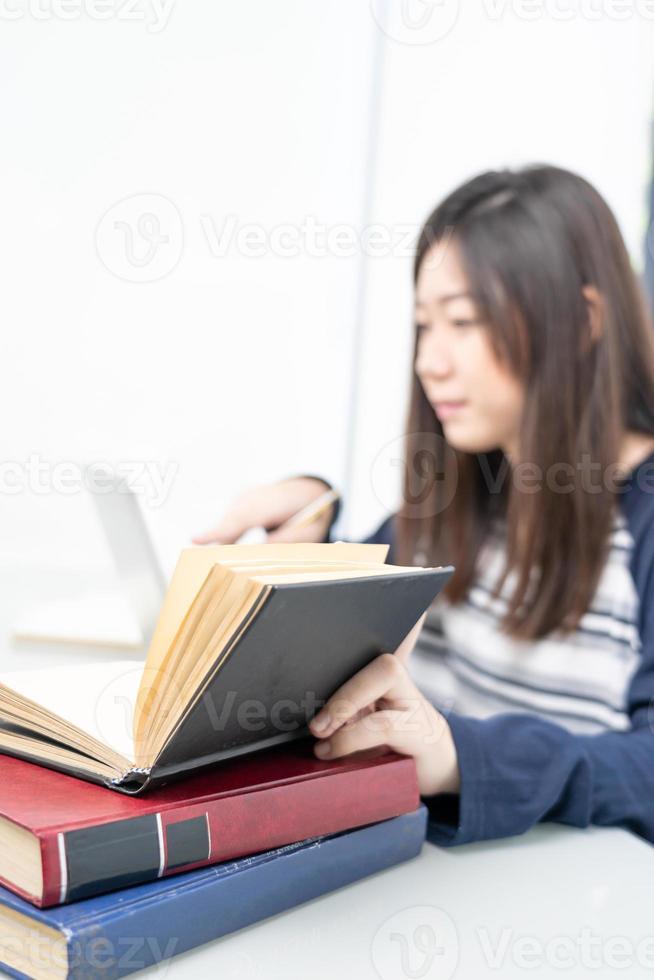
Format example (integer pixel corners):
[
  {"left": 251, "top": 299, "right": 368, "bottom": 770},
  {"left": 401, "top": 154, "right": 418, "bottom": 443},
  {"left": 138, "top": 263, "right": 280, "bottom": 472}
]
[{"left": 414, "top": 241, "right": 525, "bottom": 458}]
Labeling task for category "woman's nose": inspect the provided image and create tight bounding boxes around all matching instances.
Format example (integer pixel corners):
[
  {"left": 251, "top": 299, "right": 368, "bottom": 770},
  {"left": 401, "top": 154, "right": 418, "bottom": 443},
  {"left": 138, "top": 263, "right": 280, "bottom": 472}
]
[{"left": 416, "top": 335, "right": 454, "bottom": 379}]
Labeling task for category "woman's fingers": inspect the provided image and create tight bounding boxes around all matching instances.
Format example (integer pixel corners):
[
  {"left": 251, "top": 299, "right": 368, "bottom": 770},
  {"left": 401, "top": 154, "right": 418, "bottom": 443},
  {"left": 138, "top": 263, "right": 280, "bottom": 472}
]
[
  {"left": 191, "top": 484, "right": 291, "bottom": 545},
  {"left": 191, "top": 511, "right": 252, "bottom": 545},
  {"left": 309, "top": 653, "right": 419, "bottom": 739},
  {"left": 314, "top": 709, "right": 405, "bottom": 758},
  {"left": 192, "top": 477, "right": 329, "bottom": 545},
  {"left": 314, "top": 706, "right": 443, "bottom": 759},
  {"left": 264, "top": 520, "right": 330, "bottom": 543}
]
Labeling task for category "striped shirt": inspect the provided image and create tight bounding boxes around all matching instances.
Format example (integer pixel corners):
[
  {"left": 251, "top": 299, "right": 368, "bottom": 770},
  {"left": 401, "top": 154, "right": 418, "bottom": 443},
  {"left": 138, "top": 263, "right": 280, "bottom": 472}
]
[{"left": 411, "top": 511, "right": 641, "bottom": 735}]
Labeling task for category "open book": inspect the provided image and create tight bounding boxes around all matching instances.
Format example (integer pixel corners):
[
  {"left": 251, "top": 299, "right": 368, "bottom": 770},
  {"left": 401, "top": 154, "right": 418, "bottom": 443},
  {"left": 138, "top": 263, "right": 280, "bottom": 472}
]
[{"left": 0, "top": 543, "right": 453, "bottom": 794}]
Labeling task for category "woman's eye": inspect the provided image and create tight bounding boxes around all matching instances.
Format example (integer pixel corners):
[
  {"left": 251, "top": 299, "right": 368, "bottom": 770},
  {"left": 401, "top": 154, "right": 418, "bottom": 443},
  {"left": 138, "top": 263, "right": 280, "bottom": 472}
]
[{"left": 416, "top": 318, "right": 478, "bottom": 333}]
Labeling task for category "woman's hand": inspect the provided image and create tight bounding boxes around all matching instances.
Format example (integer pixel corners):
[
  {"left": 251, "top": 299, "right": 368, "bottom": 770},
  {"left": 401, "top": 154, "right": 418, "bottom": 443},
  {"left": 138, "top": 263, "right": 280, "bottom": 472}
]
[
  {"left": 308, "top": 649, "right": 460, "bottom": 798},
  {"left": 192, "top": 477, "right": 334, "bottom": 545}
]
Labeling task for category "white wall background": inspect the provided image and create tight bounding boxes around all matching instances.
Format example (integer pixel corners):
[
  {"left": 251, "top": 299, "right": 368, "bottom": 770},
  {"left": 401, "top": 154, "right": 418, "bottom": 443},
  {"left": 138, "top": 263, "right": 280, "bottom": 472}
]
[
  {"left": 0, "top": 0, "right": 377, "bottom": 572},
  {"left": 1, "top": 0, "right": 653, "bottom": 574}
]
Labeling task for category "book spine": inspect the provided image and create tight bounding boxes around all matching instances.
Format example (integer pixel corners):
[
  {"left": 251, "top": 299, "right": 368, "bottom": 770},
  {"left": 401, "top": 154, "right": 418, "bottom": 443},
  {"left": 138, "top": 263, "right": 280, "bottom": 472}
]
[
  {"left": 41, "top": 833, "right": 64, "bottom": 908},
  {"left": 40, "top": 757, "right": 419, "bottom": 907},
  {"left": 64, "top": 806, "right": 427, "bottom": 980}
]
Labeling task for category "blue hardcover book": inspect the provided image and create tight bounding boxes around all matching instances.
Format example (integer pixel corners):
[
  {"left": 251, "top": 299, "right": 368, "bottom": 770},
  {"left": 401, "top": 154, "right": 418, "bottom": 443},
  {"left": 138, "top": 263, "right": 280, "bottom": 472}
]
[{"left": 0, "top": 806, "right": 427, "bottom": 980}]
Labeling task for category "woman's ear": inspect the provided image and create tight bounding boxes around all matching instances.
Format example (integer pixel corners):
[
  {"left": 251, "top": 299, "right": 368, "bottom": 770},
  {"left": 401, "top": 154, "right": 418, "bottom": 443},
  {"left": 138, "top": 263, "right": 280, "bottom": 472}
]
[{"left": 581, "top": 284, "right": 604, "bottom": 348}]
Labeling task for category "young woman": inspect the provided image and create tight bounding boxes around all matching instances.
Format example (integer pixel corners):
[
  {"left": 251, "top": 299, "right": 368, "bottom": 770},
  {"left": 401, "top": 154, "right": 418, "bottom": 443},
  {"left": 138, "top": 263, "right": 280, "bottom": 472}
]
[{"left": 194, "top": 165, "right": 654, "bottom": 846}]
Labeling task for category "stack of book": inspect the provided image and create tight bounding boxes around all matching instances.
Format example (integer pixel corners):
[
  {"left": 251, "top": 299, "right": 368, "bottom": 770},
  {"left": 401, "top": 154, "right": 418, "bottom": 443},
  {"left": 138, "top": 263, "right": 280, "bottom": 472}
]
[{"left": 0, "top": 543, "right": 452, "bottom": 979}]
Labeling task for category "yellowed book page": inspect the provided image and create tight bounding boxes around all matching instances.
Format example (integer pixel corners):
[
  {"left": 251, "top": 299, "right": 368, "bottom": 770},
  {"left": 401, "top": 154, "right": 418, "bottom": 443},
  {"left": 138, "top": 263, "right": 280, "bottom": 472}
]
[
  {"left": 144, "top": 543, "right": 388, "bottom": 679},
  {"left": 0, "top": 660, "right": 141, "bottom": 762},
  {"left": 134, "top": 568, "right": 247, "bottom": 754},
  {"left": 142, "top": 582, "right": 267, "bottom": 764}
]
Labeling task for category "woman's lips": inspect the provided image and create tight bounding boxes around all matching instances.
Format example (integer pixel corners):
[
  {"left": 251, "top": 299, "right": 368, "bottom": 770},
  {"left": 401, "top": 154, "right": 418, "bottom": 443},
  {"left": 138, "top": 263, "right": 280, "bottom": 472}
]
[{"left": 432, "top": 400, "right": 467, "bottom": 420}]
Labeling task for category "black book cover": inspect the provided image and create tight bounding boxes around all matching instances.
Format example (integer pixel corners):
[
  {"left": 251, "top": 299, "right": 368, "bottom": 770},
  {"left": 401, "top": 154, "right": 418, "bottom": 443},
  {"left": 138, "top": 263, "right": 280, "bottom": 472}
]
[
  {"left": 0, "top": 567, "right": 453, "bottom": 794},
  {"left": 138, "top": 567, "right": 453, "bottom": 792}
]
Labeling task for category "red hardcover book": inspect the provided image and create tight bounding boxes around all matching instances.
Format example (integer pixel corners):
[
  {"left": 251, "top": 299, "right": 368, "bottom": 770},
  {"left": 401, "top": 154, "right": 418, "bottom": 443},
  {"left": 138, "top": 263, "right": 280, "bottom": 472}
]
[{"left": 0, "top": 739, "right": 418, "bottom": 908}]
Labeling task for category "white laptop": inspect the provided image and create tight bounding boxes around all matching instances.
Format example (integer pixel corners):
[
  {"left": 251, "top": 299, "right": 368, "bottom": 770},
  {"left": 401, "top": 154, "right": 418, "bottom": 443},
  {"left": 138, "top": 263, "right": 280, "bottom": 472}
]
[{"left": 12, "top": 476, "right": 167, "bottom": 651}]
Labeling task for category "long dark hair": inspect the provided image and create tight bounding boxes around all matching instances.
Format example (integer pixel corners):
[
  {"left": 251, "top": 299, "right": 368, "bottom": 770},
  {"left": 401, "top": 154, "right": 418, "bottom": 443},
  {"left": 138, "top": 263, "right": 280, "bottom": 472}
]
[{"left": 395, "top": 165, "right": 654, "bottom": 639}]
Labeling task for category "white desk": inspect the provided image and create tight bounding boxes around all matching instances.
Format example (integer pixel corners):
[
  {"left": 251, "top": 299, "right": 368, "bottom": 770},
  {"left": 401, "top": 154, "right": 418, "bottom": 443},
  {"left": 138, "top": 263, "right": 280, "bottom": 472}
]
[
  {"left": 3, "top": 565, "right": 654, "bottom": 980},
  {"left": 144, "top": 824, "right": 654, "bottom": 980}
]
